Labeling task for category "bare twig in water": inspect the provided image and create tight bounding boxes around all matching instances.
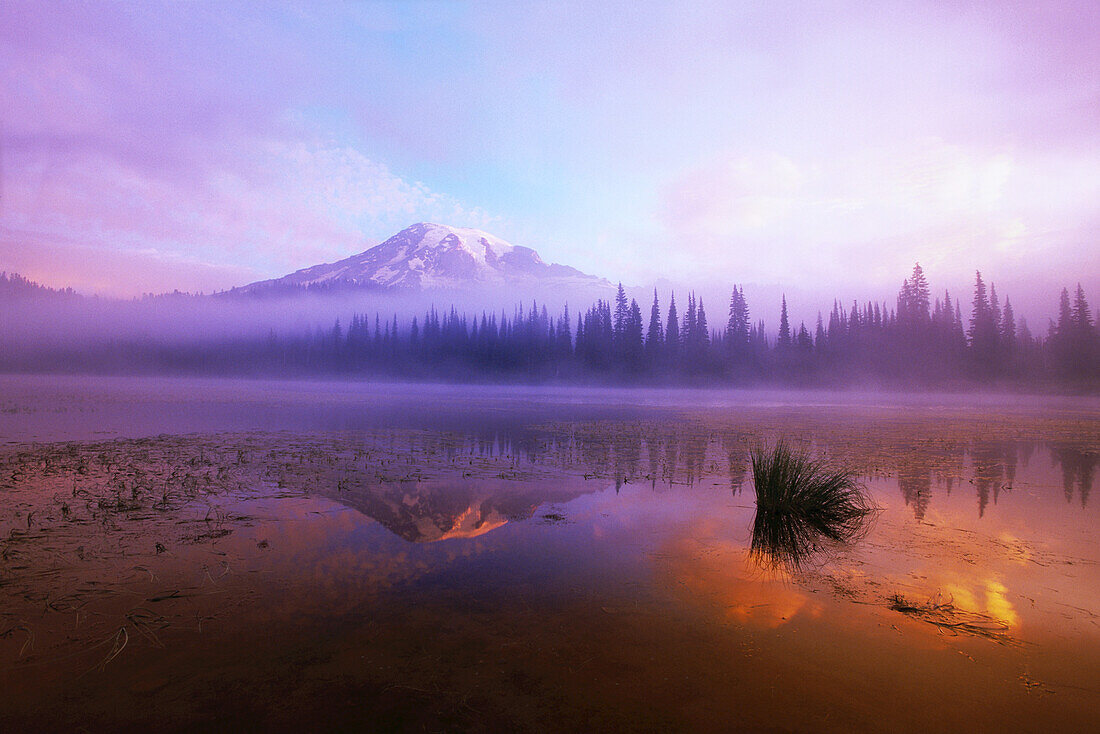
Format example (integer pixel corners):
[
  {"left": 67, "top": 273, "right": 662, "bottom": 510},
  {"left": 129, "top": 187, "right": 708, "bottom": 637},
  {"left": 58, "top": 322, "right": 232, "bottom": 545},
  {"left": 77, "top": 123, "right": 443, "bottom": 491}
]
[
  {"left": 125, "top": 608, "right": 167, "bottom": 648},
  {"left": 97, "top": 627, "right": 128, "bottom": 670},
  {"left": 889, "top": 593, "right": 1013, "bottom": 643},
  {"left": 1, "top": 624, "right": 35, "bottom": 658}
]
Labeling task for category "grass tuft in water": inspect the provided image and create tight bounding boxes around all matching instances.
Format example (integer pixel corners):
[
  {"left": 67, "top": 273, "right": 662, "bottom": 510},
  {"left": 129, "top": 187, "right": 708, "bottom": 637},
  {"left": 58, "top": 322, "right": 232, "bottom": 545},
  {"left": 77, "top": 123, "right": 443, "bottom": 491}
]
[{"left": 749, "top": 441, "right": 873, "bottom": 571}]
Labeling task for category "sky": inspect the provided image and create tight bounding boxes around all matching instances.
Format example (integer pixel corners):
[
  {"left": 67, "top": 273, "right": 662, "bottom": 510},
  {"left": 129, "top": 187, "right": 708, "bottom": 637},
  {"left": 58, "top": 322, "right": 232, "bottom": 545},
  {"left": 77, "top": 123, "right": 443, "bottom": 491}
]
[{"left": 1, "top": 0, "right": 1098, "bottom": 322}]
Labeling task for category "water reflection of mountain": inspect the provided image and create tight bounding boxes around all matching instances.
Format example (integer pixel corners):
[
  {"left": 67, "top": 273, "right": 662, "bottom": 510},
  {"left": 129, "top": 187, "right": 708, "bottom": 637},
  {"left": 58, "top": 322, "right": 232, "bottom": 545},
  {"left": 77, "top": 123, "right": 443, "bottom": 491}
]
[{"left": 325, "top": 476, "right": 593, "bottom": 543}]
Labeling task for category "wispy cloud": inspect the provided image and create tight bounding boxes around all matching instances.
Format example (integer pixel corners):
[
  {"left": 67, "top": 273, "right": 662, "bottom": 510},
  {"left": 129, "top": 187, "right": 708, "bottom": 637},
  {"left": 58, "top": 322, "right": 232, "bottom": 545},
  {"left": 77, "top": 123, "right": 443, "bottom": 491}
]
[
  {"left": 1, "top": 133, "right": 500, "bottom": 294},
  {"left": 657, "top": 139, "right": 1100, "bottom": 293}
]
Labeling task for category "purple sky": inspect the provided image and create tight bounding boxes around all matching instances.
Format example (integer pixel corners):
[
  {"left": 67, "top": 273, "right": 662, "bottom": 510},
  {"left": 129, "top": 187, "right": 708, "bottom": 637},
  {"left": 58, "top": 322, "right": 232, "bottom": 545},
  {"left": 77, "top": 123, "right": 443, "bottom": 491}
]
[{"left": 1, "top": 1, "right": 1098, "bottom": 322}]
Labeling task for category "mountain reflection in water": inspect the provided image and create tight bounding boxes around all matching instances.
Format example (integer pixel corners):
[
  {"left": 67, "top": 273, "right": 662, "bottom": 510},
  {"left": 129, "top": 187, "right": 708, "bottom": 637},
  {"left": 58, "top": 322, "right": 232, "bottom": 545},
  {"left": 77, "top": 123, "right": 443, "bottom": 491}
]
[
  {"left": 324, "top": 477, "right": 590, "bottom": 543},
  {"left": 305, "top": 426, "right": 1098, "bottom": 547}
]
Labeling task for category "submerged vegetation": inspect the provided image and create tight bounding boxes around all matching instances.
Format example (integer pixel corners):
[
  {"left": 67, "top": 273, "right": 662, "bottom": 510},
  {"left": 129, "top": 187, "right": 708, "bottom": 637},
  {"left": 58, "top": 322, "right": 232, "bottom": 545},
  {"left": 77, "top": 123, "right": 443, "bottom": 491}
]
[
  {"left": 889, "top": 593, "right": 1013, "bottom": 643},
  {"left": 749, "top": 442, "right": 874, "bottom": 571}
]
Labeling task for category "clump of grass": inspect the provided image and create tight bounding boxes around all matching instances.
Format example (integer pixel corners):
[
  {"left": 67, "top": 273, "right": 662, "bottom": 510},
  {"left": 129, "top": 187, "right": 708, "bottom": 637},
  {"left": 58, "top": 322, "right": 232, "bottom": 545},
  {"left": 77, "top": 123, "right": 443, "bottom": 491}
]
[{"left": 750, "top": 441, "right": 873, "bottom": 571}]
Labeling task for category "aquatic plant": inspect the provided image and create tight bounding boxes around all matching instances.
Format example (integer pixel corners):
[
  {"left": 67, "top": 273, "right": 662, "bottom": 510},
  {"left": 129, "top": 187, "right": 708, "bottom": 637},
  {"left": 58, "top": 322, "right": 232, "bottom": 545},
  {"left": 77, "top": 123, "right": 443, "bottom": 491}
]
[{"left": 749, "top": 441, "right": 873, "bottom": 571}]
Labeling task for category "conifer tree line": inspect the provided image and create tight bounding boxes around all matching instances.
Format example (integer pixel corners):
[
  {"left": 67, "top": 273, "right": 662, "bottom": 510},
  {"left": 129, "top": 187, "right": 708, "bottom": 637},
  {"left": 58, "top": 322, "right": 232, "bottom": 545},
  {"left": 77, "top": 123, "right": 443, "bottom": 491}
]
[
  {"left": 3, "top": 267, "right": 1098, "bottom": 386},
  {"left": 248, "top": 266, "right": 1099, "bottom": 386}
]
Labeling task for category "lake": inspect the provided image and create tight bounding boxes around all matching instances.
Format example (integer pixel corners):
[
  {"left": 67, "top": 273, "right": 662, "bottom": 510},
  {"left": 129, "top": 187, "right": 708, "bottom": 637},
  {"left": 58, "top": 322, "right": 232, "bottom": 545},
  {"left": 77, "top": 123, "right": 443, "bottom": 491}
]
[{"left": 1, "top": 375, "right": 1098, "bottom": 732}]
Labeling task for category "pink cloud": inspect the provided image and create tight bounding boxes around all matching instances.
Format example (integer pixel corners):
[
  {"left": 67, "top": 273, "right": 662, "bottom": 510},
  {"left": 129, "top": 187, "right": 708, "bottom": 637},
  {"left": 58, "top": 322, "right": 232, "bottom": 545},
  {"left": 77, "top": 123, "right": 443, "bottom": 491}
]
[
  {"left": 2, "top": 133, "right": 503, "bottom": 295},
  {"left": 656, "top": 140, "right": 1100, "bottom": 300}
]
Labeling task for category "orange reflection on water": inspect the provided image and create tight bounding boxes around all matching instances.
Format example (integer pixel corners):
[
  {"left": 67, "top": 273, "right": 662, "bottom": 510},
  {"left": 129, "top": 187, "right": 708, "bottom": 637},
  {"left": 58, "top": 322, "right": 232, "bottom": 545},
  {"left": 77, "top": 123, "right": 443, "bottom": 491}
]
[
  {"left": 654, "top": 518, "right": 820, "bottom": 630},
  {"left": 937, "top": 577, "right": 1019, "bottom": 628}
]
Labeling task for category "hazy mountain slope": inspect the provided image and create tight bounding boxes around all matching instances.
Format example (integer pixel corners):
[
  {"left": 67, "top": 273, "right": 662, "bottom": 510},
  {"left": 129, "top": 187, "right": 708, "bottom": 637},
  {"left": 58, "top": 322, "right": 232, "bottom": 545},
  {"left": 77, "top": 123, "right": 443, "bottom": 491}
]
[{"left": 235, "top": 223, "right": 613, "bottom": 297}]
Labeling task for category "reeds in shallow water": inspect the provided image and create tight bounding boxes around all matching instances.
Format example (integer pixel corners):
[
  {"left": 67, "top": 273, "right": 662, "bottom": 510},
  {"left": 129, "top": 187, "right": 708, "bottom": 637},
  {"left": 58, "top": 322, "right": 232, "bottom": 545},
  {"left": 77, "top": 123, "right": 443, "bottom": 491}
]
[{"left": 749, "top": 441, "right": 873, "bottom": 571}]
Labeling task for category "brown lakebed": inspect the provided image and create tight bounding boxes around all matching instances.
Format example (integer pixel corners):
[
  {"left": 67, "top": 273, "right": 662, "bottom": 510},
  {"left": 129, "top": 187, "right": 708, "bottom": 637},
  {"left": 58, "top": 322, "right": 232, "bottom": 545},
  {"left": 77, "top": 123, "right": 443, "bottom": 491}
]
[{"left": 0, "top": 376, "right": 1099, "bottom": 732}]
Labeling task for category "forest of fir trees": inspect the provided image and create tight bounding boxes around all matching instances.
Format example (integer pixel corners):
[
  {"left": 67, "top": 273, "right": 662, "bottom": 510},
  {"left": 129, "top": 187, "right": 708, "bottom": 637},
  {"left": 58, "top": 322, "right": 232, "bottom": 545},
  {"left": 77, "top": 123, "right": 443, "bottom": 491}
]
[
  {"left": 230, "top": 264, "right": 1099, "bottom": 387},
  {"left": 3, "top": 266, "right": 1098, "bottom": 387}
]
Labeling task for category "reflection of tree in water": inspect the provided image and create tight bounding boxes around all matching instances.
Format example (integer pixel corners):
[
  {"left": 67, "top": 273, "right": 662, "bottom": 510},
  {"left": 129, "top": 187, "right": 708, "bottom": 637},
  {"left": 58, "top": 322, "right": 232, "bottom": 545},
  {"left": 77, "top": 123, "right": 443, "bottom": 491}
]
[
  {"left": 612, "top": 432, "right": 642, "bottom": 491},
  {"left": 1003, "top": 442, "right": 1019, "bottom": 488},
  {"left": 1018, "top": 441, "right": 1036, "bottom": 471},
  {"left": 728, "top": 453, "right": 748, "bottom": 495},
  {"left": 897, "top": 463, "right": 933, "bottom": 521},
  {"left": 887, "top": 438, "right": 1037, "bottom": 521},
  {"left": 893, "top": 439, "right": 966, "bottom": 521},
  {"left": 386, "top": 427, "right": 1096, "bottom": 522},
  {"left": 680, "top": 434, "right": 709, "bottom": 486},
  {"left": 721, "top": 433, "right": 749, "bottom": 495},
  {"left": 534, "top": 426, "right": 740, "bottom": 489},
  {"left": 579, "top": 429, "right": 611, "bottom": 478},
  {"left": 661, "top": 433, "right": 679, "bottom": 485},
  {"left": 938, "top": 442, "right": 965, "bottom": 497},
  {"left": 971, "top": 441, "right": 1012, "bottom": 518},
  {"left": 646, "top": 431, "right": 661, "bottom": 489},
  {"left": 1050, "top": 444, "right": 1098, "bottom": 508}
]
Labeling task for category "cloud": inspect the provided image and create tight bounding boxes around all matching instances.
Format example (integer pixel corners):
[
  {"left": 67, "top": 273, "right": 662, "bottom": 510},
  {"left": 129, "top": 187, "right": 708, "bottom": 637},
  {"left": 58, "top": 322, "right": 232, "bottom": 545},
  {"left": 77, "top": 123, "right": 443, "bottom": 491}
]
[
  {"left": 0, "top": 231, "right": 258, "bottom": 297},
  {"left": 1, "top": 134, "right": 503, "bottom": 295},
  {"left": 0, "top": 1, "right": 503, "bottom": 295},
  {"left": 662, "top": 152, "right": 806, "bottom": 237},
  {"left": 656, "top": 138, "right": 1100, "bottom": 296}
]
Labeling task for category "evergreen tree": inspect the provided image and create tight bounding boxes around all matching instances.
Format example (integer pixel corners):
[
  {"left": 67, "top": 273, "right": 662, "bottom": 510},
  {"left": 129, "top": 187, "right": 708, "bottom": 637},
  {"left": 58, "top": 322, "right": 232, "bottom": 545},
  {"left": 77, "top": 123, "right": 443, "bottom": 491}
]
[
  {"left": 796, "top": 322, "right": 813, "bottom": 351},
  {"left": 645, "top": 289, "right": 663, "bottom": 365},
  {"left": 683, "top": 293, "right": 697, "bottom": 347},
  {"left": 990, "top": 284, "right": 1002, "bottom": 337},
  {"left": 953, "top": 301, "right": 966, "bottom": 354},
  {"left": 1068, "top": 284, "right": 1100, "bottom": 379},
  {"left": 1056, "top": 287, "right": 1073, "bottom": 340},
  {"left": 1073, "top": 284, "right": 1094, "bottom": 333},
  {"left": 726, "top": 286, "right": 750, "bottom": 349},
  {"left": 558, "top": 305, "right": 573, "bottom": 360},
  {"left": 1000, "top": 298, "right": 1016, "bottom": 356},
  {"left": 613, "top": 282, "right": 629, "bottom": 341},
  {"left": 665, "top": 292, "right": 680, "bottom": 360},
  {"left": 909, "top": 263, "right": 930, "bottom": 319},
  {"left": 969, "top": 271, "right": 997, "bottom": 375},
  {"left": 696, "top": 298, "right": 710, "bottom": 346},
  {"left": 625, "top": 299, "right": 644, "bottom": 371},
  {"left": 777, "top": 296, "right": 792, "bottom": 349}
]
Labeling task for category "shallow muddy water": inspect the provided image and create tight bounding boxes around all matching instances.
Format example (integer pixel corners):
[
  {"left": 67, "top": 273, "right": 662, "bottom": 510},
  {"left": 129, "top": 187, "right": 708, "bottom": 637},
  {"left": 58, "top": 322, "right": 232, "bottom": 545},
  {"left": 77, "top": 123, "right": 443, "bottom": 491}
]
[{"left": 0, "top": 376, "right": 1098, "bottom": 732}]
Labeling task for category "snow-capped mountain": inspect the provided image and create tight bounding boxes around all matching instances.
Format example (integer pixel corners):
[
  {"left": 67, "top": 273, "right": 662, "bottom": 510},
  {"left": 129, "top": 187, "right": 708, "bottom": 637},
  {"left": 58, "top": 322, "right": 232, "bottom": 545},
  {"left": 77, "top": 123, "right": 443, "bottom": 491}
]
[{"left": 237, "top": 222, "right": 613, "bottom": 295}]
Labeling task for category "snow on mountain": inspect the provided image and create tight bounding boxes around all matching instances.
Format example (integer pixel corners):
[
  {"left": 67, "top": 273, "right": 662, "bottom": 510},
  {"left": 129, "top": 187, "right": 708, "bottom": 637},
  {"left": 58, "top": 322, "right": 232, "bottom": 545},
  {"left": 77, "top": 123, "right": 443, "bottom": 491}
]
[{"left": 238, "top": 222, "right": 613, "bottom": 294}]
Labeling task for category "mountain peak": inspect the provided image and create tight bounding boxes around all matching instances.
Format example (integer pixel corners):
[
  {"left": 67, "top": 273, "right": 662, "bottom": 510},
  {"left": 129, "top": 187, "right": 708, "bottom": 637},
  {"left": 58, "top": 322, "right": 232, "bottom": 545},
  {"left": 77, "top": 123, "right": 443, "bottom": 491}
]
[
  {"left": 238, "top": 223, "right": 610, "bottom": 295},
  {"left": 391, "top": 222, "right": 523, "bottom": 267}
]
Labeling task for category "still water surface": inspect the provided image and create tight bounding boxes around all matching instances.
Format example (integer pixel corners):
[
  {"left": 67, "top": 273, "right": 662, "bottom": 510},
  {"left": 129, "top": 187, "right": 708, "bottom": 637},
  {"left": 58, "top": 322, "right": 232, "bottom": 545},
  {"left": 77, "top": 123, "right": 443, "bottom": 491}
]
[{"left": 0, "top": 376, "right": 1098, "bottom": 731}]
